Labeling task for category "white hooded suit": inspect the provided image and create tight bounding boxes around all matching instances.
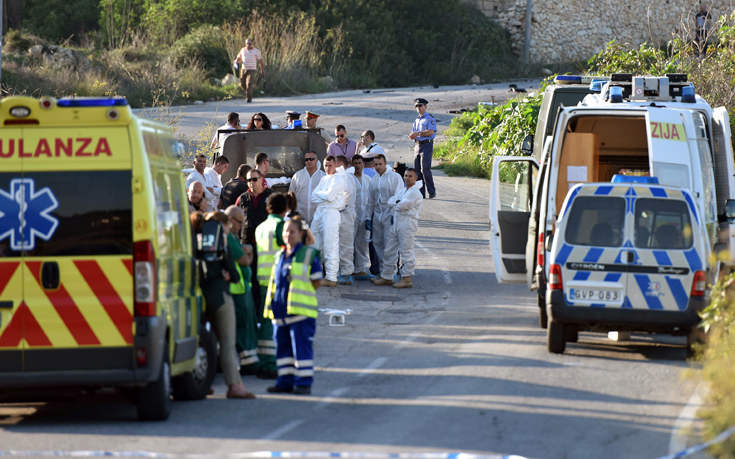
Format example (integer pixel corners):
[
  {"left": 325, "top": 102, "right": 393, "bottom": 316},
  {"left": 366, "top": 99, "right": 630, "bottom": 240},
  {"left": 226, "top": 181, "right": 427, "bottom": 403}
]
[
  {"left": 351, "top": 170, "right": 372, "bottom": 274},
  {"left": 311, "top": 166, "right": 347, "bottom": 282},
  {"left": 339, "top": 168, "right": 361, "bottom": 276},
  {"left": 384, "top": 180, "right": 423, "bottom": 278},
  {"left": 366, "top": 169, "right": 404, "bottom": 280}
]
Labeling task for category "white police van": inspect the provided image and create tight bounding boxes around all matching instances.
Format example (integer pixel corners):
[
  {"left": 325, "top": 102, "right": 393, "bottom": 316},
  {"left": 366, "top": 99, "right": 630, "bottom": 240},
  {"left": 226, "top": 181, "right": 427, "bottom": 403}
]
[
  {"left": 489, "top": 74, "right": 735, "bottom": 329},
  {"left": 544, "top": 176, "right": 709, "bottom": 354}
]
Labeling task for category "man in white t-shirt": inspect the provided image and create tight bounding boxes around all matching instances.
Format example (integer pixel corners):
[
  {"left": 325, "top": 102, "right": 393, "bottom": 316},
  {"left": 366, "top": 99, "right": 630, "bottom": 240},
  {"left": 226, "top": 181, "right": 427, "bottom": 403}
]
[
  {"left": 233, "top": 38, "right": 265, "bottom": 103},
  {"left": 203, "top": 156, "right": 230, "bottom": 210},
  {"left": 210, "top": 112, "right": 241, "bottom": 154},
  {"left": 357, "top": 130, "right": 385, "bottom": 179}
]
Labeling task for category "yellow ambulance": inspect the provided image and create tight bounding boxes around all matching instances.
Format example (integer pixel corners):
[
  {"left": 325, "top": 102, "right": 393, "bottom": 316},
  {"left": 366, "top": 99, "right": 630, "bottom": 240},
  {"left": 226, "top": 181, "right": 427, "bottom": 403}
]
[{"left": 0, "top": 96, "right": 212, "bottom": 420}]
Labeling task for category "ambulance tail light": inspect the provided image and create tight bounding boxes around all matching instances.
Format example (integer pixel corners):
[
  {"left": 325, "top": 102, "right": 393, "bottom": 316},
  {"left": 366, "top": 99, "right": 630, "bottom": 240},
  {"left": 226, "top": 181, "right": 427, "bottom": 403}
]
[
  {"left": 549, "top": 264, "right": 563, "bottom": 290},
  {"left": 537, "top": 233, "right": 545, "bottom": 268},
  {"left": 691, "top": 270, "right": 706, "bottom": 297},
  {"left": 133, "top": 241, "right": 157, "bottom": 316}
]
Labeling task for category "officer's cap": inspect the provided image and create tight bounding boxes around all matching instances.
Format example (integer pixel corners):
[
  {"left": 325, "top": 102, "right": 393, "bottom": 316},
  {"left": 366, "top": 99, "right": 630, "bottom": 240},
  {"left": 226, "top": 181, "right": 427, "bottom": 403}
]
[
  {"left": 305, "top": 111, "right": 320, "bottom": 119},
  {"left": 414, "top": 98, "right": 429, "bottom": 106},
  {"left": 286, "top": 110, "right": 301, "bottom": 119}
]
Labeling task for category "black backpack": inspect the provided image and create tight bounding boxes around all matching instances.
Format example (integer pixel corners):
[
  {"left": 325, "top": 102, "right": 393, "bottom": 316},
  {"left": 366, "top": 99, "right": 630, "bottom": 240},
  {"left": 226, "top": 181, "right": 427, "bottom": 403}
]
[{"left": 197, "top": 220, "right": 227, "bottom": 281}]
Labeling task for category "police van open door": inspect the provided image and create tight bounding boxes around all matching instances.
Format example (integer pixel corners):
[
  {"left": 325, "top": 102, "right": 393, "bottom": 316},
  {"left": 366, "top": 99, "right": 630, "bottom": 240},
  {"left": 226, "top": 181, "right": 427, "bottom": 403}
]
[
  {"left": 711, "top": 107, "right": 735, "bottom": 264},
  {"left": 490, "top": 156, "right": 539, "bottom": 283}
]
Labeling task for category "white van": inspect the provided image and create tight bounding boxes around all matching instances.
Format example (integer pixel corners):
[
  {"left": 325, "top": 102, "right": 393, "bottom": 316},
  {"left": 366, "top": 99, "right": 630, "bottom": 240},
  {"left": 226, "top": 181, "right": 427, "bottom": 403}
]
[
  {"left": 489, "top": 74, "right": 735, "bottom": 328},
  {"left": 544, "top": 177, "right": 709, "bottom": 354}
]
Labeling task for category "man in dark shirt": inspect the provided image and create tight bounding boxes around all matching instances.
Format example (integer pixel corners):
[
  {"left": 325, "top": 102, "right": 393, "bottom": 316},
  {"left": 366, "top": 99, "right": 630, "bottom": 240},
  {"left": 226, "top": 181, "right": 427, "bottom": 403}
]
[
  {"left": 236, "top": 169, "right": 274, "bottom": 309},
  {"left": 219, "top": 164, "right": 251, "bottom": 209}
]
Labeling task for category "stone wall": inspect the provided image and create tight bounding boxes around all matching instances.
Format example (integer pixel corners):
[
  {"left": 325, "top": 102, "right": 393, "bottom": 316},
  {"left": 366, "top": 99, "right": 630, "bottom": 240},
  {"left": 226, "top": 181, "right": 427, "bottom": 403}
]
[{"left": 469, "top": 0, "right": 735, "bottom": 63}]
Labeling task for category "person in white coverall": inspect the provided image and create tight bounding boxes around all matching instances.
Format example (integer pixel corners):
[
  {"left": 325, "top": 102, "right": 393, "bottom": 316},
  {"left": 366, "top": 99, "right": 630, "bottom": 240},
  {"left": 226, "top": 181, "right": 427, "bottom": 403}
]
[
  {"left": 383, "top": 168, "right": 423, "bottom": 289},
  {"left": 288, "top": 151, "right": 325, "bottom": 225},
  {"left": 350, "top": 155, "right": 372, "bottom": 279},
  {"left": 336, "top": 155, "right": 360, "bottom": 285},
  {"left": 367, "top": 154, "right": 404, "bottom": 286},
  {"left": 311, "top": 156, "right": 347, "bottom": 287}
]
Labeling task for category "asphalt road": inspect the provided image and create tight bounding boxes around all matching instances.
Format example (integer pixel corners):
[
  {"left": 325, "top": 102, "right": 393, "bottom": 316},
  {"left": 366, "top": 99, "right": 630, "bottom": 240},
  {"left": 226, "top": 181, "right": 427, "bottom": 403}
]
[{"left": 0, "top": 84, "right": 708, "bottom": 459}]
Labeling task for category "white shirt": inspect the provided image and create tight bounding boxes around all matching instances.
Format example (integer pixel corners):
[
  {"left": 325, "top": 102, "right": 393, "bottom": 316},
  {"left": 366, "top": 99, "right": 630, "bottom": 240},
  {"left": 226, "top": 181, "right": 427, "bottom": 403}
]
[
  {"left": 348, "top": 168, "right": 371, "bottom": 222},
  {"left": 360, "top": 142, "right": 386, "bottom": 160},
  {"left": 203, "top": 167, "right": 223, "bottom": 209},
  {"left": 289, "top": 165, "right": 326, "bottom": 224},
  {"left": 210, "top": 123, "right": 237, "bottom": 154},
  {"left": 185, "top": 169, "right": 218, "bottom": 209}
]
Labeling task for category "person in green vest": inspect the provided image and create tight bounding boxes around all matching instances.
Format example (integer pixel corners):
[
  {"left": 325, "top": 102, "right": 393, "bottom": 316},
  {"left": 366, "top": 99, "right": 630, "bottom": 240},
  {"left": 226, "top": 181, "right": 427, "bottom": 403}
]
[
  {"left": 224, "top": 205, "right": 259, "bottom": 372},
  {"left": 264, "top": 216, "right": 323, "bottom": 395},
  {"left": 253, "top": 193, "right": 288, "bottom": 379}
]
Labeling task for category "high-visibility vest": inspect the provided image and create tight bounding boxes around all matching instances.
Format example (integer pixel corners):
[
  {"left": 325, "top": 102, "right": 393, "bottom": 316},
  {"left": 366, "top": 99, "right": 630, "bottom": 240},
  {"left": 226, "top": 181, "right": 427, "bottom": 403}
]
[
  {"left": 230, "top": 262, "right": 246, "bottom": 295},
  {"left": 255, "top": 215, "right": 284, "bottom": 287},
  {"left": 264, "top": 246, "right": 318, "bottom": 319}
]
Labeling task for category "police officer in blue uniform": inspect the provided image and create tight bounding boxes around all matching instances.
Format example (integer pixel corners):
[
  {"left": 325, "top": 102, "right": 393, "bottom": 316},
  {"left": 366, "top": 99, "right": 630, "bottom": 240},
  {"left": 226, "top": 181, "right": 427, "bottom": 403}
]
[
  {"left": 285, "top": 111, "right": 303, "bottom": 129},
  {"left": 408, "top": 98, "right": 436, "bottom": 198}
]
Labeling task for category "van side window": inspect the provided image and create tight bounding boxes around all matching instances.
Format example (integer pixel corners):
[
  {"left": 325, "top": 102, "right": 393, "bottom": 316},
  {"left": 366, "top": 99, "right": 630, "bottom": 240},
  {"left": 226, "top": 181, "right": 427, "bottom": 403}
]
[
  {"left": 634, "top": 198, "right": 693, "bottom": 249},
  {"left": 564, "top": 196, "right": 625, "bottom": 247}
]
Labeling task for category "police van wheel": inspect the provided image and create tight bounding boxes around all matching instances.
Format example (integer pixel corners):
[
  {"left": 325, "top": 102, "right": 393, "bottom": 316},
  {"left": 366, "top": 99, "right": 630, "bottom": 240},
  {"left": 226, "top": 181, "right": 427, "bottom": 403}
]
[
  {"left": 137, "top": 354, "right": 172, "bottom": 421},
  {"left": 547, "top": 319, "right": 566, "bottom": 354},
  {"left": 172, "top": 325, "right": 217, "bottom": 400}
]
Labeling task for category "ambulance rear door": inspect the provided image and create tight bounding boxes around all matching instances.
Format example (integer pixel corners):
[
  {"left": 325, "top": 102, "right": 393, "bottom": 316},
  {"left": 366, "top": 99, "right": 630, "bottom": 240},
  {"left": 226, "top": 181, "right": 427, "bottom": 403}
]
[
  {"left": 0, "top": 128, "right": 25, "bottom": 372},
  {"left": 489, "top": 156, "right": 539, "bottom": 283},
  {"left": 20, "top": 126, "right": 135, "bottom": 373},
  {"left": 646, "top": 108, "right": 692, "bottom": 191}
]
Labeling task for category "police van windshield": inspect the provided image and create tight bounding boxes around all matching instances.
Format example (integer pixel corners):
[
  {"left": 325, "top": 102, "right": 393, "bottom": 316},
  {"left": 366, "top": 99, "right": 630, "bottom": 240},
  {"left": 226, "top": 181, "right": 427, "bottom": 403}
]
[
  {"left": 564, "top": 196, "right": 625, "bottom": 248},
  {"left": 634, "top": 198, "right": 693, "bottom": 249}
]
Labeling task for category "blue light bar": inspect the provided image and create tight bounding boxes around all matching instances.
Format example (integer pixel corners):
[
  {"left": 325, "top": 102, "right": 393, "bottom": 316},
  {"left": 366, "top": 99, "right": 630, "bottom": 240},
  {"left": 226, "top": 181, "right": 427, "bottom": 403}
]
[
  {"left": 609, "top": 86, "right": 623, "bottom": 103},
  {"left": 612, "top": 174, "right": 659, "bottom": 184},
  {"left": 589, "top": 79, "right": 606, "bottom": 92},
  {"left": 554, "top": 75, "right": 582, "bottom": 84},
  {"left": 57, "top": 97, "right": 129, "bottom": 107},
  {"left": 681, "top": 85, "right": 696, "bottom": 103}
]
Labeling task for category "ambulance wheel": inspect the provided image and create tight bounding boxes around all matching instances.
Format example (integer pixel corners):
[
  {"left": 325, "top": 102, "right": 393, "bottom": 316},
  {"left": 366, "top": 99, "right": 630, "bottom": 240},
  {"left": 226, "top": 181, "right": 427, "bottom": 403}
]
[
  {"left": 137, "top": 353, "right": 172, "bottom": 421},
  {"left": 172, "top": 325, "right": 217, "bottom": 401},
  {"left": 538, "top": 294, "right": 547, "bottom": 329},
  {"left": 547, "top": 319, "right": 566, "bottom": 354}
]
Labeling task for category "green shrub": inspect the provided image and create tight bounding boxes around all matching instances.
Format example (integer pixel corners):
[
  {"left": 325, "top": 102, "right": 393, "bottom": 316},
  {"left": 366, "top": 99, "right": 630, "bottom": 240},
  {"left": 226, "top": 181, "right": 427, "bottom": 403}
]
[{"left": 171, "top": 25, "right": 230, "bottom": 78}]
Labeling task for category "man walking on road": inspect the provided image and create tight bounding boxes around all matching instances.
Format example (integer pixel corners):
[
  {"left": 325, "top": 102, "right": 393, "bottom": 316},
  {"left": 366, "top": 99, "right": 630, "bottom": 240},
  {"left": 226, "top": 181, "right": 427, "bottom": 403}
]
[
  {"left": 289, "top": 151, "right": 325, "bottom": 225},
  {"left": 385, "top": 168, "right": 423, "bottom": 289},
  {"left": 233, "top": 38, "right": 265, "bottom": 103},
  {"left": 311, "top": 156, "right": 347, "bottom": 287},
  {"left": 367, "top": 154, "right": 404, "bottom": 286},
  {"left": 328, "top": 125, "right": 357, "bottom": 160},
  {"left": 408, "top": 98, "right": 437, "bottom": 199}
]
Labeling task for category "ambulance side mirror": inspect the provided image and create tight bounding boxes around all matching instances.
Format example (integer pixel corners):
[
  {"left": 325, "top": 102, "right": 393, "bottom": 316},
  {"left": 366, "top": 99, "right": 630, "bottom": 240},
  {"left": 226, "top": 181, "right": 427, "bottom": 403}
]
[
  {"left": 521, "top": 135, "right": 534, "bottom": 156},
  {"left": 727, "top": 199, "right": 735, "bottom": 222}
]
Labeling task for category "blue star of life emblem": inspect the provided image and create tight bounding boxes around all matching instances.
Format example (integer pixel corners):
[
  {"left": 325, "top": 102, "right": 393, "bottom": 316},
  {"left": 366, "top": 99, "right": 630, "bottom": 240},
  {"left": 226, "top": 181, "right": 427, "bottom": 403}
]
[{"left": 0, "top": 178, "right": 59, "bottom": 251}]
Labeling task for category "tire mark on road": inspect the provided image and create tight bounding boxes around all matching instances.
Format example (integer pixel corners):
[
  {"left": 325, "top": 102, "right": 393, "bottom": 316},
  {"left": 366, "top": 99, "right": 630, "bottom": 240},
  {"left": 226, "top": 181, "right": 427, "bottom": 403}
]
[{"left": 262, "top": 419, "right": 305, "bottom": 440}]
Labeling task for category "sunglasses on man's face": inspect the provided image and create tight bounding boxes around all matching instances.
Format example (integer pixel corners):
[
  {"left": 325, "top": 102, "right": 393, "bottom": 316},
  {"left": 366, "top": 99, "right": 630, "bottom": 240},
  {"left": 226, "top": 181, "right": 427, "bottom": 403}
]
[
  {"left": 337, "top": 134, "right": 345, "bottom": 138},
  {"left": 247, "top": 177, "right": 260, "bottom": 182},
  {"left": 415, "top": 104, "right": 425, "bottom": 108},
  {"left": 305, "top": 157, "right": 316, "bottom": 162}
]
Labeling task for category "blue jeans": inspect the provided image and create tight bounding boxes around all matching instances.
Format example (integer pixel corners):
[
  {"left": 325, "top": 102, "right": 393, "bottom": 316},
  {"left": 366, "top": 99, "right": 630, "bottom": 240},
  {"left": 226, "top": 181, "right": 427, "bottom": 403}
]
[{"left": 414, "top": 142, "right": 435, "bottom": 196}]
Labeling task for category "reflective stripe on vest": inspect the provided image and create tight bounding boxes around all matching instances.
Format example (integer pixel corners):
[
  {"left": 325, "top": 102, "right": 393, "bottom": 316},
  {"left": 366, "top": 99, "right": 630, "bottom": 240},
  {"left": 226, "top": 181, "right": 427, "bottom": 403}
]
[
  {"left": 230, "top": 262, "right": 246, "bottom": 295},
  {"left": 256, "top": 218, "right": 281, "bottom": 287},
  {"left": 264, "top": 246, "right": 318, "bottom": 319}
]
